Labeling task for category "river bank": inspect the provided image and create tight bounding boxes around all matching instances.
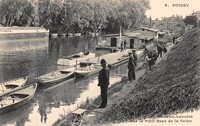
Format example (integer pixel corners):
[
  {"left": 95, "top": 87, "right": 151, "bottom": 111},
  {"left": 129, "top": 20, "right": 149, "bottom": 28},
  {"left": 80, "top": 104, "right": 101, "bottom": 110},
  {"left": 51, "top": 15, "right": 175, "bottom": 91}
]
[{"left": 52, "top": 31, "right": 177, "bottom": 126}]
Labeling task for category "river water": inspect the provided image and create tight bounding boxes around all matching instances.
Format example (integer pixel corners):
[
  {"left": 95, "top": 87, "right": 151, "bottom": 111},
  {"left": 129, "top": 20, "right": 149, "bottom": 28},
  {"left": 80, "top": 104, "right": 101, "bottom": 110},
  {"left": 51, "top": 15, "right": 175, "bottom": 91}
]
[{"left": 0, "top": 36, "right": 126, "bottom": 126}]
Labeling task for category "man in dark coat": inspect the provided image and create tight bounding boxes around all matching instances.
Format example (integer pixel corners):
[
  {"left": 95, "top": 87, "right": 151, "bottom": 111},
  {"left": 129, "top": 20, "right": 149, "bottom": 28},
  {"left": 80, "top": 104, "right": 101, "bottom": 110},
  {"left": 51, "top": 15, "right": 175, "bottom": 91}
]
[
  {"left": 132, "top": 49, "right": 137, "bottom": 66},
  {"left": 172, "top": 36, "right": 176, "bottom": 44},
  {"left": 157, "top": 41, "right": 163, "bottom": 58},
  {"left": 124, "top": 39, "right": 127, "bottom": 50},
  {"left": 128, "top": 51, "right": 136, "bottom": 82},
  {"left": 98, "top": 59, "right": 110, "bottom": 108}
]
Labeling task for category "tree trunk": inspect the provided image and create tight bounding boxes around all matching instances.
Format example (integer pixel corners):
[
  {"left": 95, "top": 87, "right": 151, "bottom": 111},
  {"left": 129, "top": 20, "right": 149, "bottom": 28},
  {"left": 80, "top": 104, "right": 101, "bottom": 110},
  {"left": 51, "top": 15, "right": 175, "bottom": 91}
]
[
  {"left": 7, "top": 14, "right": 12, "bottom": 26},
  {"left": 9, "top": 15, "right": 14, "bottom": 26}
]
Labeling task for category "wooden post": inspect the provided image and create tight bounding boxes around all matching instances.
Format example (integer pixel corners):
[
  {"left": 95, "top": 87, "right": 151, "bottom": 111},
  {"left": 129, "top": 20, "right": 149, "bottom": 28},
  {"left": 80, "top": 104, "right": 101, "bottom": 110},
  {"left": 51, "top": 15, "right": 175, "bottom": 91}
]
[
  {"left": 76, "top": 60, "right": 78, "bottom": 70},
  {"left": 98, "top": 53, "right": 100, "bottom": 63}
]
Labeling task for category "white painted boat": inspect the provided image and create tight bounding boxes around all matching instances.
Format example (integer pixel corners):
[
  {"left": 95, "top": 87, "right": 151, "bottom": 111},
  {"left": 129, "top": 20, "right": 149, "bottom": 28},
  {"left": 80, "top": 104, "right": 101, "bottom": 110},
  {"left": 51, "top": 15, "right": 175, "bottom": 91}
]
[
  {"left": 51, "top": 33, "right": 58, "bottom": 38},
  {"left": 74, "top": 33, "right": 81, "bottom": 36},
  {"left": 0, "top": 77, "right": 28, "bottom": 96},
  {"left": 60, "top": 63, "right": 101, "bottom": 77},
  {"left": 68, "top": 33, "right": 74, "bottom": 37},
  {"left": 36, "top": 70, "right": 74, "bottom": 85},
  {"left": 57, "top": 52, "right": 95, "bottom": 66},
  {"left": 0, "top": 83, "right": 37, "bottom": 114}
]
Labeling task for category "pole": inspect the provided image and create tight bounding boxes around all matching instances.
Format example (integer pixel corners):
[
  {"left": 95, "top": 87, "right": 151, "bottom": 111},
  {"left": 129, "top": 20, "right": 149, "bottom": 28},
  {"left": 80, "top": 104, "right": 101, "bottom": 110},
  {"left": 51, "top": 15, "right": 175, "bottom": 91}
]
[
  {"left": 119, "top": 25, "right": 122, "bottom": 48},
  {"left": 76, "top": 60, "right": 77, "bottom": 70}
]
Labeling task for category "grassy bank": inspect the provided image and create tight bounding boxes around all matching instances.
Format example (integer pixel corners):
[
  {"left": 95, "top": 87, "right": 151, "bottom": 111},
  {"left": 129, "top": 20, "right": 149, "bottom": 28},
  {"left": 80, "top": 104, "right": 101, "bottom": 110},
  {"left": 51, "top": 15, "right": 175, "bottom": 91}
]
[{"left": 98, "top": 28, "right": 200, "bottom": 123}]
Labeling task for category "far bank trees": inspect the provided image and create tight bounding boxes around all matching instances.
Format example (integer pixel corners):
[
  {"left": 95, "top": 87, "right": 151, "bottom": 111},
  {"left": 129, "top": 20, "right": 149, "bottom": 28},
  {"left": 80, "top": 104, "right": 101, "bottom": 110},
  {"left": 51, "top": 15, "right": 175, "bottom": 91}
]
[{"left": 0, "top": 0, "right": 150, "bottom": 33}]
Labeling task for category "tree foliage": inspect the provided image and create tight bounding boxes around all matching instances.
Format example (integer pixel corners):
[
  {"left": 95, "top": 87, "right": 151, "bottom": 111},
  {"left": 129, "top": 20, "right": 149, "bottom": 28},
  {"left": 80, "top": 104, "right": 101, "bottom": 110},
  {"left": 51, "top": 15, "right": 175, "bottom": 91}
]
[
  {"left": 184, "top": 16, "right": 198, "bottom": 25},
  {"left": 0, "top": 0, "right": 150, "bottom": 33}
]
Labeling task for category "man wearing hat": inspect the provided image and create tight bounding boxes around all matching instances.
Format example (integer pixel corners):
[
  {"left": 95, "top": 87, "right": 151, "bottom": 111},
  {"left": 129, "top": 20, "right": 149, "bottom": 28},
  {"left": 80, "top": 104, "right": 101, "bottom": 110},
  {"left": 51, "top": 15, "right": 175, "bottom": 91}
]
[
  {"left": 127, "top": 50, "right": 136, "bottom": 82},
  {"left": 98, "top": 59, "right": 110, "bottom": 108},
  {"left": 132, "top": 49, "right": 137, "bottom": 67}
]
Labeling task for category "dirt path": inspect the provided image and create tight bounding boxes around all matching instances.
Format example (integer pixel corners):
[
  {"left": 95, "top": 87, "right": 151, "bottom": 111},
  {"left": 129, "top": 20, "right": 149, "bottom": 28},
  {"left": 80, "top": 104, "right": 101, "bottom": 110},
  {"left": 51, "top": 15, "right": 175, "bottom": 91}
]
[{"left": 79, "top": 43, "right": 175, "bottom": 126}]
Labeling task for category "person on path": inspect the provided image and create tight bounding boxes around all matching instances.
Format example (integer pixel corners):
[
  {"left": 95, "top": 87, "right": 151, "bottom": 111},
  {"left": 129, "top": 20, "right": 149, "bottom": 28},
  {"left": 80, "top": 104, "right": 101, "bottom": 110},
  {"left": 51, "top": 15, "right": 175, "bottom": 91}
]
[
  {"left": 120, "top": 41, "right": 124, "bottom": 52},
  {"left": 172, "top": 36, "right": 176, "bottom": 44},
  {"left": 98, "top": 59, "right": 110, "bottom": 108},
  {"left": 143, "top": 46, "right": 148, "bottom": 61},
  {"left": 124, "top": 39, "right": 127, "bottom": 50},
  {"left": 145, "top": 52, "right": 153, "bottom": 71},
  {"left": 127, "top": 51, "right": 136, "bottom": 82},
  {"left": 132, "top": 49, "right": 137, "bottom": 66},
  {"left": 157, "top": 41, "right": 163, "bottom": 58}
]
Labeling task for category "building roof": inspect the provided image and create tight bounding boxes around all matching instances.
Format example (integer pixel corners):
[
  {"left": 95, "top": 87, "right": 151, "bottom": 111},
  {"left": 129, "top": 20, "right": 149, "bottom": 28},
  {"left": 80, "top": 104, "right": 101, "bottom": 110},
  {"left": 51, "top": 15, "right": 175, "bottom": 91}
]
[
  {"left": 103, "top": 34, "right": 126, "bottom": 37},
  {"left": 140, "top": 27, "right": 159, "bottom": 32},
  {"left": 124, "top": 32, "right": 154, "bottom": 40}
]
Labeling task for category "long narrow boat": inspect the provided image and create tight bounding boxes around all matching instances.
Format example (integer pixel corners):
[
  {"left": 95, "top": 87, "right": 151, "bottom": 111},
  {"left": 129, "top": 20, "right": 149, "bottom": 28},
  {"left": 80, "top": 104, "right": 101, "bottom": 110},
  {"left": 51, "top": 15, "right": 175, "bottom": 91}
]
[
  {"left": 60, "top": 62, "right": 101, "bottom": 77},
  {"left": 57, "top": 52, "right": 95, "bottom": 66},
  {"left": 0, "top": 77, "right": 28, "bottom": 96},
  {"left": 36, "top": 70, "right": 75, "bottom": 86},
  {"left": 0, "top": 83, "right": 37, "bottom": 114}
]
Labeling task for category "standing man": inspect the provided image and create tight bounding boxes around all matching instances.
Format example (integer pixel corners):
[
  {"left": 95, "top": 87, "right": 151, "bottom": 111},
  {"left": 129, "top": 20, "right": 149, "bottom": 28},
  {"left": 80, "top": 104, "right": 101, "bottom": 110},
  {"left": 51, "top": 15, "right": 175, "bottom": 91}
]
[
  {"left": 157, "top": 41, "right": 163, "bottom": 58},
  {"left": 132, "top": 49, "right": 137, "bottom": 67},
  {"left": 127, "top": 51, "right": 136, "bottom": 82},
  {"left": 124, "top": 39, "right": 127, "bottom": 50},
  {"left": 172, "top": 35, "right": 176, "bottom": 44},
  {"left": 120, "top": 41, "right": 124, "bottom": 52},
  {"left": 98, "top": 59, "right": 110, "bottom": 108}
]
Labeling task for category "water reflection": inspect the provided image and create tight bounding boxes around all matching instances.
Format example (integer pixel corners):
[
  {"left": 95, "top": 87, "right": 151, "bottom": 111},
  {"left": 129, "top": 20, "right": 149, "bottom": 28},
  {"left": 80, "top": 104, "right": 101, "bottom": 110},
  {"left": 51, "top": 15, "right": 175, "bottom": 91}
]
[
  {"left": 0, "top": 35, "right": 121, "bottom": 126},
  {"left": 0, "top": 101, "right": 36, "bottom": 126}
]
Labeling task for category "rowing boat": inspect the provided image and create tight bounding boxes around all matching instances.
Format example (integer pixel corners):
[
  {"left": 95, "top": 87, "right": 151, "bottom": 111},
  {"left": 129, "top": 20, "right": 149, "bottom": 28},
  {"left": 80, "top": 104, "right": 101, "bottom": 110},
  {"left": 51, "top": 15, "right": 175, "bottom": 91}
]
[
  {"left": 0, "top": 83, "right": 37, "bottom": 114},
  {"left": 60, "top": 62, "right": 101, "bottom": 77},
  {"left": 0, "top": 77, "right": 28, "bottom": 96},
  {"left": 36, "top": 70, "right": 74, "bottom": 86},
  {"left": 57, "top": 52, "right": 95, "bottom": 66}
]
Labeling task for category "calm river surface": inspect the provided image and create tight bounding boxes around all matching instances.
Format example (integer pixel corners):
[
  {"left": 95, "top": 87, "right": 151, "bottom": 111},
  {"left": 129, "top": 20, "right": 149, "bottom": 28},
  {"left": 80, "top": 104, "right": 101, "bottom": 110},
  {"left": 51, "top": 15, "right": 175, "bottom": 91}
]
[{"left": 0, "top": 36, "right": 126, "bottom": 126}]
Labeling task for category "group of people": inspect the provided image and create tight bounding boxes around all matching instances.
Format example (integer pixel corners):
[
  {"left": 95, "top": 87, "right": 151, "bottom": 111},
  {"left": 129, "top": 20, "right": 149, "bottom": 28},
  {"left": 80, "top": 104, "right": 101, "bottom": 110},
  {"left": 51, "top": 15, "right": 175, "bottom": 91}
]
[
  {"left": 97, "top": 49, "right": 138, "bottom": 108},
  {"left": 144, "top": 41, "right": 167, "bottom": 71},
  {"left": 97, "top": 41, "right": 167, "bottom": 108}
]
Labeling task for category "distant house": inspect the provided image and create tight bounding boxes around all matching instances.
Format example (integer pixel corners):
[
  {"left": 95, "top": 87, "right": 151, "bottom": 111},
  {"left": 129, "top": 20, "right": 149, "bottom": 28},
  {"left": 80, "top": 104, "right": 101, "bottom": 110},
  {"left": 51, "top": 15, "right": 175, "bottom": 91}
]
[
  {"left": 124, "top": 32, "right": 155, "bottom": 49},
  {"left": 103, "top": 27, "right": 160, "bottom": 49},
  {"left": 104, "top": 34, "right": 127, "bottom": 48}
]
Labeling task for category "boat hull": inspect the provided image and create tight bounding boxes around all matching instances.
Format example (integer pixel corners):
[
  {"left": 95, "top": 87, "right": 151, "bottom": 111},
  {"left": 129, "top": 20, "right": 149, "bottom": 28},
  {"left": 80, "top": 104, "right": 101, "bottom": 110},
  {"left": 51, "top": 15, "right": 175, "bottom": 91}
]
[
  {"left": 57, "top": 53, "right": 95, "bottom": 66},
  {"left": 36, "top": 71, "right": 74, "bottom": 86},
  {"left": 0, "top": 83, "right": 37, "bottom": 114},
  {"left": 0, "top": 77, "right": 28, "bottom": 96}
]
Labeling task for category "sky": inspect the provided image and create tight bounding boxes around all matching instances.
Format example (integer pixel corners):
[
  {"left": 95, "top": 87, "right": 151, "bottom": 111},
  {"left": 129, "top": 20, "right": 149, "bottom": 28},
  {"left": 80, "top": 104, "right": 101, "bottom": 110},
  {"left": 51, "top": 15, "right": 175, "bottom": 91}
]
[{"left": 146, "top": 0, "right": 200, "bottom": 19}]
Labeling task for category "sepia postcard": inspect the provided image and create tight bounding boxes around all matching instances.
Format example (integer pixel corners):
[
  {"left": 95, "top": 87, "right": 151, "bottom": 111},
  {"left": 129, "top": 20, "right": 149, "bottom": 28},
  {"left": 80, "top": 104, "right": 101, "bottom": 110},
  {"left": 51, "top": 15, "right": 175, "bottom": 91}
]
[{"left": 0, "top": 0, "right": 199, "bottom": 126}]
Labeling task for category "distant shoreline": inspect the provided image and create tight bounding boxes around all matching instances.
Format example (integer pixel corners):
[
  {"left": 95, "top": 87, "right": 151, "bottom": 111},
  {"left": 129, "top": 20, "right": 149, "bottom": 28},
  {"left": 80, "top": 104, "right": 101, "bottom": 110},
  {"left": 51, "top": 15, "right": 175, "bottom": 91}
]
[{"left": 0, "top": 27, "right": 49, "bottom": 40}]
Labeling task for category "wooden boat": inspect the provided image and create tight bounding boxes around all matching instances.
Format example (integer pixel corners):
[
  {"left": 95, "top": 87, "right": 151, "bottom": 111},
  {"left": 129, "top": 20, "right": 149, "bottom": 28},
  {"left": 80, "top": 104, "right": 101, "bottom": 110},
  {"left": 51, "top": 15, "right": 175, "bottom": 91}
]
[
  {"left": 51, "top": 33, "right": 58, "bottom": 38},
  {"left": 74, "top": 33, "right": 81, "bottom": 36},
  {"left": 57, "top": 52, "right": 95, "bottom": 66},
  {"left": 36, "top": 70, "right": 74, "bottom": 85},
  {"left": 68, "top": 33, "right": 74, "bottom": 37},
  {"left": 0, "top": 77, "right": 28, "bottom": 96},
  {"left": 0, "top": 83, "right": 37, "bottom": 114},
  {"left": 61, "top": 62, "right": 101, "bottom": 77}
]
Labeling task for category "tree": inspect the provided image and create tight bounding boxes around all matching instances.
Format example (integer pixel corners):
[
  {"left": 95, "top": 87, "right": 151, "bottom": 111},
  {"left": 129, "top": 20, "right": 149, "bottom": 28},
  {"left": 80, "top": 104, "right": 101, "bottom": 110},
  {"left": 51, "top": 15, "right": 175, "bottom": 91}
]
[
  {"left": 0, "top": 0, "right": 34, "bottom": 26},
  {"left": 184, "top": 16, "right": 198, "bottom": 25}
]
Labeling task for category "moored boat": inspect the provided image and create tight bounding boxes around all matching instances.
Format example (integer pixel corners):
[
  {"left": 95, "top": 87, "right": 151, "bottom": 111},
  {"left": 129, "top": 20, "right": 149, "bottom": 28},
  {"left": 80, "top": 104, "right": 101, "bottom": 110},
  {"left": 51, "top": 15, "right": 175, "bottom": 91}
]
[
  {"left": 74, "top": 33, "right": 81, "bottom": 36},
  {"left": 36, "top": 70, "right": 74, "bottom": 86},
  {"left": 51, "top": 33, "right": 58, "bottom": 38},
  {"left": 0, "top": 83, "right": 37, "bottom": 114},
  {"left": 0, "top": 77, "right": 28, "bottom": 96},
  {"left": 60, "top": 62, "right": 101, "bottom": 77},
  {"left": 57, "top": 52, "right": 95, "bottom": 66}
]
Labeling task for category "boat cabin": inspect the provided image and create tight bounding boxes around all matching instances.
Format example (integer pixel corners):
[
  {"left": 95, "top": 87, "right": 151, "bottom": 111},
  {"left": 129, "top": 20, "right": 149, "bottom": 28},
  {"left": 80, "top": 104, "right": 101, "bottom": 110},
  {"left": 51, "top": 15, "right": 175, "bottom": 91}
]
[
  {"left": 104, "top": 34, "right": 127, "bottom": 48},
  {"left": 124, "top": 32, "right": 155, "bottom": 49}
]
